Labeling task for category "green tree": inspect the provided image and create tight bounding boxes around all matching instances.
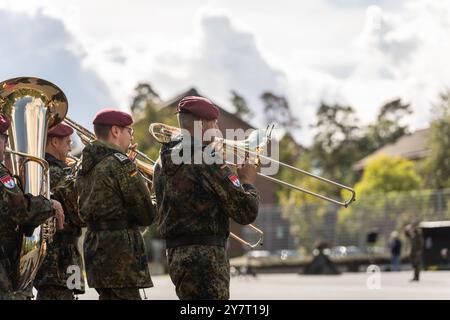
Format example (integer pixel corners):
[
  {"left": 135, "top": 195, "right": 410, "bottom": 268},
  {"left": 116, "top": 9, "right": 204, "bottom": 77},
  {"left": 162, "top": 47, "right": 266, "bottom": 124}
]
[
  {"left": 129, "top": 84, "right": 176, "bottom": 242},
  {"left": 230, "top": 90, "right": 253, "bottom": 121},
  {"left": 353, "top": 155, "right": 422, "bottom": 196},
  {"left": 131, "top": 83, "right": 161, "bottom": 115},
  {"left": 425, "top": 90, "right": 450, "bottom": 189},
  {"left": 362, "top": 98, "right": 412, "bottom": 154},
  {"left": 310, "top": 103, "right": 361, "bottom": 187},
  {"left": 338, "top": 154, "right": 422, "bottom": 245},
  {"left": 278, "top": 103, "right": 363, "bottom": 252},
  {"left": 260, "top": 91, "right": 300, "bottom": 130},
  {"left": 278, "top": 149, "right": 331, "bottom": 253}
]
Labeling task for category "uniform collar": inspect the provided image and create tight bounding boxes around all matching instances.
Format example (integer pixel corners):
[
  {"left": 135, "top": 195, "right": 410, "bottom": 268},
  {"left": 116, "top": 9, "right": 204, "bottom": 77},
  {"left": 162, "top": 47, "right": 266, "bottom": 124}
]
[
  {"left": 45, "top": 152, "right": 67, "bottom": 168},
  {"left": 94, "top": 139, "right": 126, "bottom": 154}
]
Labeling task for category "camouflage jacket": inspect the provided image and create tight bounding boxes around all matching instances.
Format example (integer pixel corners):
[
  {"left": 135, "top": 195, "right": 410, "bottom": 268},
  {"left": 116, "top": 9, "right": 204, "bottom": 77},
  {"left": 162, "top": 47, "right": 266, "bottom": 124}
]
[
  {"left": 153, "top": 136, "right": 260, "bottom": 240},
  {"left": 75, "top": 140, "right": 155, "bottom": 288},
  {"left": 34, "top": 153, "right": 85, "bottom": 293},
  {"left": 0, "top": 163, "right": 53, "bottom": 298}
]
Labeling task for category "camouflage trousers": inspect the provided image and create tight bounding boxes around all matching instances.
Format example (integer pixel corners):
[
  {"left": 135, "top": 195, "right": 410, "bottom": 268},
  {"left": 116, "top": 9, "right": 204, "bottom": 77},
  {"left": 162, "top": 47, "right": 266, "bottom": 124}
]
[
  {"left": 95, "top": 288, "right": 142, "bottom": 300},
  {"left": 36, "top": 286, "right": 75, "bottom": 300},
  {"left": 167, "top": 245, "right": 230, "bottom": 300},
  {"left": 0, "top": 290, "right": 31, "bottom": 300}
]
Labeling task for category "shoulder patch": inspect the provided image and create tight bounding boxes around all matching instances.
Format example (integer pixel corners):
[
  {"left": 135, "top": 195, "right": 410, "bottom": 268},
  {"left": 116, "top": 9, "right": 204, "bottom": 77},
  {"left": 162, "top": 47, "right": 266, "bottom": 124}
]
[
  {"left": 0, "top": 174, "right": 16, "bottom": 189},
  {"left": 113, "top": 153, "right": 130, "bottom": 163},
  {"left": 227, "top": 174, "right": 241, "bottom": 188}
]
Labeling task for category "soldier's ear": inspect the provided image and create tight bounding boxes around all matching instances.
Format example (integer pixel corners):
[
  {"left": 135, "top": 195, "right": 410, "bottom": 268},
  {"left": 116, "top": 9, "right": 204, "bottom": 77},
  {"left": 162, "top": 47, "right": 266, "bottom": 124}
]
[
  {"left": 49, "top": 137, "right": 57, "bottom": 148},
  {"left": 110, "top": 125, "right": 120, "bottom": 138}
]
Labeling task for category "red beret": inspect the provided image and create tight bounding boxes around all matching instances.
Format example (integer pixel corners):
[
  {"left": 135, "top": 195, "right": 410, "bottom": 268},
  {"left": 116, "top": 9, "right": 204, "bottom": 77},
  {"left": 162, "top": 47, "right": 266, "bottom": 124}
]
[
  {"left": 0, "top": 113, "right": 10, "bottom": 134},
  {"left": 176, "top": 96, "right": 220, "bottom": 120},
  {"left": 93, "top": 108, "right": 133, "bottom": 127},
  {"left": 47, "top": 122, "right": 74, "bottom": 138}
]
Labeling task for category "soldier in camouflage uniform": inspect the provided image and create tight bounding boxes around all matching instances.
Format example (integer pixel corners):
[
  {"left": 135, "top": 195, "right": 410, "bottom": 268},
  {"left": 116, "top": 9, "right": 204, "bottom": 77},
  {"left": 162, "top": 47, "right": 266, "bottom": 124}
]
[
  {"left": 0, "top": 113, "right": 65, "bottom": 300},
  {"left": 34, "top": 122, "right": 86, "bottom": 300},
  {"left": 405, "top": 222, "right": 423, "bottom": 281},
  {"left": 153, "top": 96, "right": 260, "bottom": 300},
  {"left": 75, "top": 109, "right": 156, "bottom": 300}
]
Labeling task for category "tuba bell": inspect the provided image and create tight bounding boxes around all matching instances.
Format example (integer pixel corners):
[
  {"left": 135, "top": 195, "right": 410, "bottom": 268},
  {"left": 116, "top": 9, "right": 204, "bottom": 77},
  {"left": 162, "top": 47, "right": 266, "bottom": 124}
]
[{"left": 0, "top": 77, "right": 68, "bottom": 292}]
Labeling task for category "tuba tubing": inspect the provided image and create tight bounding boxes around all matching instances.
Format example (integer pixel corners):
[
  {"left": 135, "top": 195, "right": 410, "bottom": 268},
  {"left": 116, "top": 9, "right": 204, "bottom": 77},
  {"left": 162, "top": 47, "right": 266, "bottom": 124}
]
[{"left": 0, "top": 77, "right": 68, "bottom": 292}]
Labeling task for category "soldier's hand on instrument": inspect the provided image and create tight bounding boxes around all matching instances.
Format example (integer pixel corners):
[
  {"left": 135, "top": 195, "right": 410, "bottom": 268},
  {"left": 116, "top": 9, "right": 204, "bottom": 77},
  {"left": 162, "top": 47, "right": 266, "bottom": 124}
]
[
  {"left": 237, "top": 162, "right": 257, "bottom": 185},
  {"left": 51, "top": 200, "right": 65, "bottom": 230},
  {"left": 128, "top": 143, "right": 138, "bottom": 161}
]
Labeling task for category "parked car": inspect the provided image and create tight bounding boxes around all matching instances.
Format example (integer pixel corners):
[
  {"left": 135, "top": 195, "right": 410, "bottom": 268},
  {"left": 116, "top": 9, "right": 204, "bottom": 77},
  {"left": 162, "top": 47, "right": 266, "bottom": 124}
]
[
  {"left": 245, "top": 250, "right": 272, "bottom": 259},
  {"left": 274, "top": 249, "right": 301, "bottom": 260},
  {"left": 330, "top": 246, "right": 363, "bottom": 257}
]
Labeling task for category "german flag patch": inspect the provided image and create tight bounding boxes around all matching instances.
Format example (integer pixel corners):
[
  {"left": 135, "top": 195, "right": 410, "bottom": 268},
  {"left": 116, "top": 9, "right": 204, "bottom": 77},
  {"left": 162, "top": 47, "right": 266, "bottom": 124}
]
[
  {"left": 0, "top": 174, "right": 16, "bottom": 189},
  {"left": 228, "top": 174, "right": 241, "bottom": 188},
  {"left": 130, "top": 169, "right": 138, "bottom": 177}
]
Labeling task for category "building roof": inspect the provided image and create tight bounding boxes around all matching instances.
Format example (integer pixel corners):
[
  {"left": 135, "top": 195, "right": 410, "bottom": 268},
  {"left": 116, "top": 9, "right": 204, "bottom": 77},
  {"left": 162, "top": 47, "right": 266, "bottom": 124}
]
[{"left": 353, "top": 128, "right": 431, "bottom": 171}]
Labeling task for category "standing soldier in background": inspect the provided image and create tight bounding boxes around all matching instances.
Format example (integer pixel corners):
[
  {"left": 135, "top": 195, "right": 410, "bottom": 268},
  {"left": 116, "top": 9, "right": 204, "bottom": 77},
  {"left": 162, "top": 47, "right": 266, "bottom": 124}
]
[
  {"left": 405, "top": 221, "right": 423, "bottom": 282},
  {"left": 0, "top": 113, "right": 65, "bottom": 300},
  {"left": 34, "top": 122, "right": 86, "bottom": 300},
  {"left": 76, "top": 109, "right": 156, "bottom": 300},
  {"left": 153, "top": 96, "right": 260, "bottom": 300}
]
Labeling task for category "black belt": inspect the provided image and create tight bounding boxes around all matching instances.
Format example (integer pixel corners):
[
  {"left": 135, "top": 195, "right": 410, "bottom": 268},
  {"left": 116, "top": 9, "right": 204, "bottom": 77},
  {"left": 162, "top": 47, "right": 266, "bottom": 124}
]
[
  {"left": 53, "top": 234, "right": 80, "bottom": 245},
  {"left": 87, "top": 220, "right": 138, "bottom": 231},
  {"left": 165, "top": 235, "right": 227, "bottom": 249}
]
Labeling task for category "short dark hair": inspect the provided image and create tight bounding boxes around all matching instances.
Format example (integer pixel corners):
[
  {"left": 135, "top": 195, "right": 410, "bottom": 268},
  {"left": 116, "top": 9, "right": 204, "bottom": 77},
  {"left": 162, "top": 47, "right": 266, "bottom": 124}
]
[
  {"left": 94, "top": 124, "right": 112, "bottom": 140},
  {"left": 46, "top": 136, "right": 62, "bottom": 146},
  {"left": 177, "top": 111, "right": 201, "bottom": 129}
]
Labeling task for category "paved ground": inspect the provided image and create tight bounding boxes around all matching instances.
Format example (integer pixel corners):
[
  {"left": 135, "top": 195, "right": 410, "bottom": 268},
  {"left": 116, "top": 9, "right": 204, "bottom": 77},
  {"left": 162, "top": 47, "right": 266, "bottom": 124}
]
[{"left": 71, "top": 270, "right": 450, "bottom": 300}]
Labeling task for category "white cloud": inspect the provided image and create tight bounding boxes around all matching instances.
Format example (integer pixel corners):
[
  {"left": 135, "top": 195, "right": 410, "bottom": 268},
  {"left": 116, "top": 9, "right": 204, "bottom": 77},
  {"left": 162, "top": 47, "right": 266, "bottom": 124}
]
[
  {"left": 1, "top": 0, "right": 449, "bottom": 147},
  {"left": 342, "top": 0, "right": 450, "bottom": 128},
  {"left": 0, "top": 5, "right": 114, "bottom": 129},
  {"left": 113, "top": 12, "right": 288, "bottom": 128}
]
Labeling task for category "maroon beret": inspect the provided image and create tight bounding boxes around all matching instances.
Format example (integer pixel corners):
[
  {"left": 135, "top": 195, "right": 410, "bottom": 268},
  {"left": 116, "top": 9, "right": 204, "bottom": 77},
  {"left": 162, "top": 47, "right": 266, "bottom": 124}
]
[
  {"left": 93, "top": 108, "right": 133, "bottom": 127},
  {"left": 0, "top": 113, "right": 10, "bottom": 134},
  {"left": 47, "top": 122, "right": 74, "bottom": 138},
  {"left": 176, "top": 96, "right": 220, "bottom": 120}
]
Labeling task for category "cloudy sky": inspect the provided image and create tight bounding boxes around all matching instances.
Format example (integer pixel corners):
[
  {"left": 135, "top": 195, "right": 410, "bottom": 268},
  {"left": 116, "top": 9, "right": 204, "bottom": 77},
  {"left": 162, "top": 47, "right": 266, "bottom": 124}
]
[{"left": 0, "top": 0, "right": 449, "bottom": 145}]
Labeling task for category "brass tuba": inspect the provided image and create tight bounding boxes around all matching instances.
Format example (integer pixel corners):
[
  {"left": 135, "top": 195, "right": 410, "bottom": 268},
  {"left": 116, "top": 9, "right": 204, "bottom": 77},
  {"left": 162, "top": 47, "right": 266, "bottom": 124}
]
[{"left": 0, "top": 77, "right": 68, "bottom": 292}]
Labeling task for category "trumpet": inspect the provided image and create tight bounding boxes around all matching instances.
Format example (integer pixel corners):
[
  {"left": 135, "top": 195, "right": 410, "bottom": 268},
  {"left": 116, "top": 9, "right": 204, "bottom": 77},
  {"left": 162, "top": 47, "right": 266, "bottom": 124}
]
[{"left": 64, "top": 117, "right": 155, "bottom": 184}]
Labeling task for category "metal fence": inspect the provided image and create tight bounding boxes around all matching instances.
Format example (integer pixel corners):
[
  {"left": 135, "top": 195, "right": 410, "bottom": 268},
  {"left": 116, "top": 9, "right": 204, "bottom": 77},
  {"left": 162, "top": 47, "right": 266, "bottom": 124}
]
[{"left": 242, "top": 189, "right": 450, "bottom": 255}]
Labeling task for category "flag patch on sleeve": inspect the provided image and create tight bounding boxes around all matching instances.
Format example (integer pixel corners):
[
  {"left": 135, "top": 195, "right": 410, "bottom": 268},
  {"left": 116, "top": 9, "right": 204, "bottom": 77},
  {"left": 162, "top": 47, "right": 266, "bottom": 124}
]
[
  {"left": 228, "top": 174, "right": 241, "bottom": 188},
  {"left": 0, "top": 174, "right": 16, "bottom": 189}
]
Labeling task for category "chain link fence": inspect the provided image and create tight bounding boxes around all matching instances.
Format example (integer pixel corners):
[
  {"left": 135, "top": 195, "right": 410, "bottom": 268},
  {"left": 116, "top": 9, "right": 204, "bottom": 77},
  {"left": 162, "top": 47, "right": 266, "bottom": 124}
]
[{"left": 242, "top": 189, "right": 450, "bottom": 256}]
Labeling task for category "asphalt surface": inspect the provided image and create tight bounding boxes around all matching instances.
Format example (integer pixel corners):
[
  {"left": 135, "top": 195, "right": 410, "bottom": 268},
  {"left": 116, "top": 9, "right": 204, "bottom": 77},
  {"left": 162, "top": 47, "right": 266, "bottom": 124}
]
[{"left": 68, "top": 270, "right": 450, "bottom": 300}]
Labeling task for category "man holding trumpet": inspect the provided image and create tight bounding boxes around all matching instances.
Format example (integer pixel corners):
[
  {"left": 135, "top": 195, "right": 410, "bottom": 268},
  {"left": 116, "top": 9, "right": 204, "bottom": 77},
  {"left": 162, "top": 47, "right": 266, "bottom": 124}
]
[
  {"left": 75, "top": 109, "right": 156, "bottom": 300},
  {"left": 153, "top": 96, "right": 260, "bottom": 300},
  {"left": 34, "top": 122, "right": 86, "bottom": 300}
]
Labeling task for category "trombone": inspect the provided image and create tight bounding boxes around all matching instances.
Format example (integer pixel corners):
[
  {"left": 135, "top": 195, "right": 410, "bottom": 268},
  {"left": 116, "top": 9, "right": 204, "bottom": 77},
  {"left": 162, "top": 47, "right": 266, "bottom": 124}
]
[
  {"left": 66, "top": 118, "right": 263, "bottom": 248},
  {"left": 64, "top": 117, "right": 155, "bottom": 184},
  {"left": 148, "top": 122, "right": 357, "bottom": 249},
  {"left": 149, "top": 122, "right": 356, "bottom": 207},
  {"left": 149, "top": 123, "right": 267, "bottom": 248}
]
